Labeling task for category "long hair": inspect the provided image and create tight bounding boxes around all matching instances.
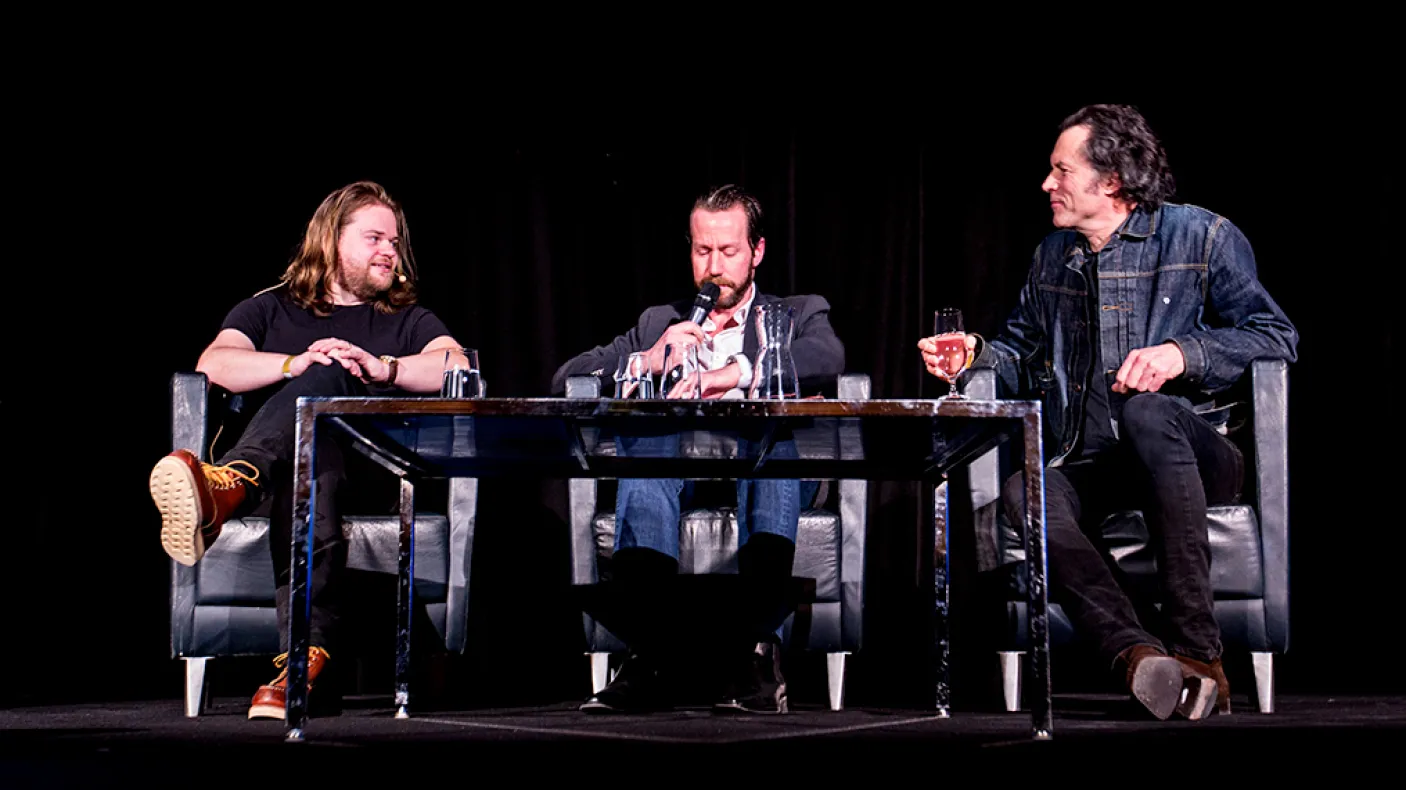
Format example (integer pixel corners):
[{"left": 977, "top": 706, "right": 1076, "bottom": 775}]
[
  {"left": 1060, "top": 104, "right": 1177, "bottom": 210},
  {"left": 282, "top": 181, "right": 418, "bottom": 315}
]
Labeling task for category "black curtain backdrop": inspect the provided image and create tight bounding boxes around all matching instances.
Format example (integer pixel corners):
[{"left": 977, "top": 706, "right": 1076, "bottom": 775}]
[{"left": 4, "top": 57, "right": 1398, "bottom": 710}]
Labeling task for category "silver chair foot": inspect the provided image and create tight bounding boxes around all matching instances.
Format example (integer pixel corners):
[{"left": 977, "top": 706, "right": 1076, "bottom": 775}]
[
  {"left": 1251, "top": 651, "right": 1274, "bottom": 713},
  {"left": 998, "top": 651, "right": 1024, "bottom": 713},
  {"left": 183, "top": 657, "right": 209, "bottom": 718},
  {"left": 826, "top": 652, "right": 849, "bottom": 711},
  {"left": 588, "top": 652, "right": 611, "bottom": 694}
]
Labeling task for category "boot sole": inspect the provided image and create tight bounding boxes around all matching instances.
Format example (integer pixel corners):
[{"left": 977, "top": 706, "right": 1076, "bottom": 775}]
[
  {"left": 1130, "top": 656, "right": 1184, "bottom": 720},
  {"left": 248, "top": 692, "right": 340, "bottom": 720},
  {"left": 248, "top": 701, "right": 286, "bottom": 720},
  {"left": 712, "top": 694, "right": 789, "bottom": 715},
  {"left": 1175, "top": 675, "right": 1220, "bottom": 721},
  {"left": 150, "top": 456, "right": 206, "bottom": 567}
]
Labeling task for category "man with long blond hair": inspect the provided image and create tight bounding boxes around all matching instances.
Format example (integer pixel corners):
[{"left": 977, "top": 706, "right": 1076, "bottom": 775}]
[{"left": 149, "top": 181, "right": 465, "bottom": 720}]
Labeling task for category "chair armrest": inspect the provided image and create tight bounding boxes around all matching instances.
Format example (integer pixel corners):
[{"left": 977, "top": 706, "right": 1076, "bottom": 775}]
[
  {"left": 1251, "top": 358, "right": 1290, "bottom": 652},
  {"left": 566, "top": 376, "right": 601, "bottom": 399},
  {"left": 565, "top": 376, "right": 602, "bottom": 585},
  {"left": 443, "top": 477, "right": 478, "bottom": 653},
  {"left": 171, "top": 372, "right": 211, "bottom": 459},
  {"left": 959, "top": 368, "right": 1013, "bottom": 571},
  {"left": 169, "top": 372, "right": 209, "bottom": 657},
  {"left": 836, "top": 373, "right": 869, "bottom": 400},
  {"left": 835, "top": 373, "right": 870, "bottom": 648}
]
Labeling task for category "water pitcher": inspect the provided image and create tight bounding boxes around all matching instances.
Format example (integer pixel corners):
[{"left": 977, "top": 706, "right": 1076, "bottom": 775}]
[{"left": 749, "top": 303, "right": 799, "bottom": 399}]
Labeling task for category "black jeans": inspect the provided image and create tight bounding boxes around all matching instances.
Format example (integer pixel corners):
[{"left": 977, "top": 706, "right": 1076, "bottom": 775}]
[
  {"left": 218, "top": 365, "right": 371, "bottom": 653},
  {"left": 1001, "top": 392, "right": 1244, "bottom": 667}
]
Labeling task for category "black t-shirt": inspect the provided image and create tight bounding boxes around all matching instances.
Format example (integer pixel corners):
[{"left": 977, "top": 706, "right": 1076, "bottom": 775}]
[
  {"left": 217, "top": 285, "right": 452, "bottom": 415},
  {"left": 221, "top": 285, "right": 452, "bottom": 360},
  {"left": 1076, "top": 252, "right": 1124, "bottom": 459}
]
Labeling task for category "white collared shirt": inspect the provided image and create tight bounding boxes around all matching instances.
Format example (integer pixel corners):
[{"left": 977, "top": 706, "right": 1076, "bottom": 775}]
[{"left": 698, "top": 284, "right": 756, "bottom": 398}]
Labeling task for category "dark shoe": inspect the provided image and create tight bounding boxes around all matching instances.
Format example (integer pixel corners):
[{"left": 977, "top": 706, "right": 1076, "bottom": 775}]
[
  {"left": 249, "top": 646, "right": 332, "bottom": 720},
  {"left": 1117, "top": 644, "right": 1183, "bottom": 721},
  {"left": 714, "top": 641, "right": 788, "bottom": 715},
  {"left": 579, "top": 653, "right": 670, "bottom": 714},
  {"left": 150, "top": 449, "right": 259, "bottom": 566},
  {"left": 1175, "top": 654, "right": 1230, "bottom": 717}
]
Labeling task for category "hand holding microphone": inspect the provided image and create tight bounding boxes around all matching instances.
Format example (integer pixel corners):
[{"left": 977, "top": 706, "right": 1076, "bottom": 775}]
[{"left": 646, "top": 283, "right": 720, "bottom": 375}]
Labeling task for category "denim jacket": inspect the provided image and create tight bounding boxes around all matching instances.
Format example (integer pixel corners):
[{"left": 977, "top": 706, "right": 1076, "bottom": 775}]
[{"left": 970, "top": 202, "right": 1298, "bottom": 466}]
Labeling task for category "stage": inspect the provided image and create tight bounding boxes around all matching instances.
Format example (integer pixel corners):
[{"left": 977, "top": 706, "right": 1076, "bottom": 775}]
[{"left": 4, "top": 692, "right": 1403, "bottom": 781}]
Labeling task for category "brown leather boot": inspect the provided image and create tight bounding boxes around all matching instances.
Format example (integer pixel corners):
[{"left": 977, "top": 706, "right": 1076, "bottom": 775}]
[
  {"left": 1117, "top": 644, "right": 1184, "bottom": 720},
  {"left": 248, "top": 646, "right": 331, "bottom": 720},
  {"left": 1175, "top": 654, "right": 1230, "bottom": 716},
  {"left": 149, "top": 449, "right": 259, "bottom": 566}
]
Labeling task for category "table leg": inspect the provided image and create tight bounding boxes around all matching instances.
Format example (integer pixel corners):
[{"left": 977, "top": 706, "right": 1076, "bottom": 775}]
[
  {"left": 933, "top": 481, "right": 950, "bottom": 718},
  {"left": 1022, "top": 411, "right": 1052, "bottom": 740},
  {"left": 286, "top": 398, "right": 316, "bottom": 742},
  {"left": 394, "top": 477, "right": 416, "bottom": 719}
]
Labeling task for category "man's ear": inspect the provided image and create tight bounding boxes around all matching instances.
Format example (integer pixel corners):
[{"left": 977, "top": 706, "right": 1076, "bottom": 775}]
[
  {"left": 752, "top": 237, "right": 766, "bottom": 269},
  {"left": 1101, "top": 173, "right": 1122, "bottom": 199}
]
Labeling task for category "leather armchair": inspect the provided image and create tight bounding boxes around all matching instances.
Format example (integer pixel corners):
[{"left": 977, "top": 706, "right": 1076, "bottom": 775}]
[
  {"left": 167, "top": 372, "right": 479, "bottom": 716},
  {"left": 965, "top": 359, "right": 1289, "bottom": 713},
  {"left": 565, "top": 374, "right": 871, "bottom": 711}
]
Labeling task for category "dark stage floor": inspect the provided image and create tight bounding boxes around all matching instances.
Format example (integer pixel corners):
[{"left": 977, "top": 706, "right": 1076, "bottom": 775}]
[{"left": 4, "top": 692, "right": 1405, "bottom": 782}]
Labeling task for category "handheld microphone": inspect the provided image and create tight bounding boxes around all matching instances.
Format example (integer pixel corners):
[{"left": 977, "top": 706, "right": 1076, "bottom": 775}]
[
  {"left": 664, "top": 283, "right": 722, "bottom": 395},
  {"left": 687, "top": 282, "right": 722, "bottom": 325}
]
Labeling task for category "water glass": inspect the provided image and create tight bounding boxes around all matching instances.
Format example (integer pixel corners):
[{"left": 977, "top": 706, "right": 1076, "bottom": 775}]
[
  {"left": 441, "top": 347, "right": 482, "bottom": 398},
  {"left": 660, "top": 343, "right": 702, "bottom": 399},
  {"left": 613, "top": 352, "right": 655, "bottom": 399}
]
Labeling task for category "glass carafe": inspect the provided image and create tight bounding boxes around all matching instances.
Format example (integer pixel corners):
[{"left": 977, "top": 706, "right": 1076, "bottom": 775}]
[{"left": 749, "top": 303, "right": 799, "bottom": 399}]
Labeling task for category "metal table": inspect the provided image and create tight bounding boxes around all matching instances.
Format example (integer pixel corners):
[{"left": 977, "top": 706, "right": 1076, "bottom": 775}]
[{"left": 283, "top": 397, "right": 1051, "bottom": 741}]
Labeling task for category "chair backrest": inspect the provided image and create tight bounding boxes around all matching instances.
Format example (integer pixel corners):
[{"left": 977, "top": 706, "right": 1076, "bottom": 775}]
[{"left": 563, "top": 373, "right": 872, "bottom": 653}]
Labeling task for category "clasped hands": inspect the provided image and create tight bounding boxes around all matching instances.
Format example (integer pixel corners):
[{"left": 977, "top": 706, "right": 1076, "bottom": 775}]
[{"left": 285, "top": 338, "right": 393, "bottom": 384}]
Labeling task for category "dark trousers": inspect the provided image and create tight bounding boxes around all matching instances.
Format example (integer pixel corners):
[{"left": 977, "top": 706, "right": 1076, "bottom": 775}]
[
  {"left": 1001, "top": 392, "right": 1244, "bottom": 667},
  {"left": 218, "top": 365, "right": 371, "bottom": 653}
]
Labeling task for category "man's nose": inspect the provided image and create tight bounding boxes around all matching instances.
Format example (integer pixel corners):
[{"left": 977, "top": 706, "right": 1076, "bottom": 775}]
[
  {"left": 707, "top": 253, "right": 725, "bottom": 275},
  {"left": 1042, "top": 174, "right": 1058, "bottom": 193}
]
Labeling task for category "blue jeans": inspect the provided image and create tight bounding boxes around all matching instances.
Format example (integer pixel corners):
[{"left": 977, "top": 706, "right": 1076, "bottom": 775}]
[{"left": 614, "top": 432, "right": 802, "bottom": 558}]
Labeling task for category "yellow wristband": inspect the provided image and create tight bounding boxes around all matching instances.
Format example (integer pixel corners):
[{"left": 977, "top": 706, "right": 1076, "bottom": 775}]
[{"left": 281, "top": 355, "right": 295, "bottom": 380}]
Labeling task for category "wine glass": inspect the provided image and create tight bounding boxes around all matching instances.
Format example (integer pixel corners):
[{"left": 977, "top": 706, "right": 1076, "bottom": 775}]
[{"left": 931, "top": 308, "right": 978, "bottom": 400}]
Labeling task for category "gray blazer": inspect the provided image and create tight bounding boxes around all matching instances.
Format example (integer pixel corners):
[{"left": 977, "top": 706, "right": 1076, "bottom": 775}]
[{"left": 551, "top": 291, "right": 845, "bottom": 396}]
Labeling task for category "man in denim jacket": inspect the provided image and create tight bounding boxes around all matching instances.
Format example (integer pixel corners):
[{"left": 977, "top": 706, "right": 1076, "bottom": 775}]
[{"left": 919, "top": 104, "right": 1297, "bottom": 720}]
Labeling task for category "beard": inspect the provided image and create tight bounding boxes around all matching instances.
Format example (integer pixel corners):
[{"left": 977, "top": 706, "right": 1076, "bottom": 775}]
[
  {"left": 702, "top": 266, "right": 755, "bottom": 310},
  {"left": 338, "top": 258, "right": 393, "bottom": 302}
]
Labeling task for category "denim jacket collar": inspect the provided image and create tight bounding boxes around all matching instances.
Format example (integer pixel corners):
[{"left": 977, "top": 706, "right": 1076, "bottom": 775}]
[{"left": 1065, "top": 203, "right": 1161, "bottom": 264}]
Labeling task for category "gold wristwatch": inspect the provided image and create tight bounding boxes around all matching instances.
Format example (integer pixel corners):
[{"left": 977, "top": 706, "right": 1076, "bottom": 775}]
[{"left": 379, "top": 355, "right": 399, "bottom": 385}]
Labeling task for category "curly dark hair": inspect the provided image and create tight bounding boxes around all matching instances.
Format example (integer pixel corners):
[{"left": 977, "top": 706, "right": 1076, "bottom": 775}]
[{"left": 1059, "top": 104, "right": 1176, "bottom": 210}]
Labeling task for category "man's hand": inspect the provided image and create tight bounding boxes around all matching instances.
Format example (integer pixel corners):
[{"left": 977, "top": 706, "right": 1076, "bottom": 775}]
[
  {"left": 646, "top": 322, "right": 707, "bottom": 375},
  {"left": 699, "top": 364, "right": 742, "bottom": 399},
  {"left": 917, "top": 333, "right": 978, "bottom": 379},
  {"left": 285, "top": 348, "right": 336, "bottom": 378},
  {"left": 307, "top": 337, "right": 388, "bottom": 383},
  {"left": 1112, "top": 343, "right": 1186, "bottom": 394}
]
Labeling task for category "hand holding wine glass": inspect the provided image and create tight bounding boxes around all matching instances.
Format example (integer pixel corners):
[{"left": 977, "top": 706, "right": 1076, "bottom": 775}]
[{"left": 918, "top": 308, "right": 981, "bottom": 398}]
